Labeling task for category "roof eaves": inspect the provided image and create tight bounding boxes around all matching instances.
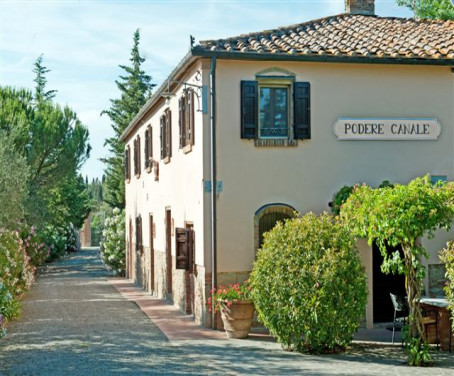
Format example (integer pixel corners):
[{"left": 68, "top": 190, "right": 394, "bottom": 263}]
[
  {"left": 191, "top": 47, "right": 454, "bottom": 66},
  {"left": 120, "top": 50, "right": 198, "bottom": 142}
]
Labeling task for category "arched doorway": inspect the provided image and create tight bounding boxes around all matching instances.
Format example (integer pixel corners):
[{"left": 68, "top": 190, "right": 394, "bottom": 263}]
[{"left": 254, "top": 203, "right": 296, "bottom": 253}]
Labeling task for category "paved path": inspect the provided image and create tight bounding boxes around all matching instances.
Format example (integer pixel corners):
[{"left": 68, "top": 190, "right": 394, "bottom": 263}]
[
  {"left": 0, "top": 248, "right": 219, "bottom": 375},
  {"left": 1, "top": 248, "right": 453, "bottom": 376}
]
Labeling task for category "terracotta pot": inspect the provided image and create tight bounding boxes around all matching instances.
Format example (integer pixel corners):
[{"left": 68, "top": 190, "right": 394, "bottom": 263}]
[{"left": 220, "top": 300, "right": 254, "bottom": 339}]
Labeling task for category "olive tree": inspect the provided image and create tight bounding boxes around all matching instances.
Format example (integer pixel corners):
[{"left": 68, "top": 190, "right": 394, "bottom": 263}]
[{"left": 341, "top": 176, "right": 454, "bottom": 365}]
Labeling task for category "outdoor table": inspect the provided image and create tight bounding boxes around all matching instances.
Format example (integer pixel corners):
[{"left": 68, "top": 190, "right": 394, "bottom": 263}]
[{"left": 419, "top": 297, "right": 452, "bottom": 351}]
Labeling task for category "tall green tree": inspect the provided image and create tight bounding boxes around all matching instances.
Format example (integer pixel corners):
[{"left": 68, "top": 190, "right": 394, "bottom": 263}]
[
  {"left": 33, "top": 54, "right": 57, "bottom": 103},
  {"left": 397, "top": 0, "right": 454, "bottom": 20},
  {"left": 102, "top": 28, "right": 155, "bottom": 209},
  {"left": 0, "top": 56, "right": 91, "bottom": 228}
]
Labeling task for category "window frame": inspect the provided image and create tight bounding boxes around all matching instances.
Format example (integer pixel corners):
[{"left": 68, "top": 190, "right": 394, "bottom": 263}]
[
  {"left": 258, "top": 81, "right": 292, "bottom": 140},
  {"left": 125, "top": 145, "right": 131, "bottom": 183}
]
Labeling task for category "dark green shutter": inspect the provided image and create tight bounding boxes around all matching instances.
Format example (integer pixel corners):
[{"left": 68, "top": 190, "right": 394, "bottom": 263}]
[
  {"left": 144, "top": 130, "right": 149, "bottom": 168},
  {"left": 293, "top": 82, "right": 310, "bottom": 139},
  {"left": 160, "top": 116, "right": 165, "bottom": 159},
  {"left": 241, "top": 81, "right": 258, "bottom": 139},
  {"left": 179, "top": 97, "right": 184, "bottom": 149}
]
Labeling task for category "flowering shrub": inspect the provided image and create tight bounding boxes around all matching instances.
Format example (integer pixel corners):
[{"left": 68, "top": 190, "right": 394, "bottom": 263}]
[
  {"left": 40, "top": 225, "right": 68, "bottom": 261},
  {"left": 65, "top": 223, "right": 80, "bottom": 253},
  {"left": 250, "top": 212, "right": 368, "bottom": 354},
  {"left": 0, "top": 282, "right": 21, "bottom": 337},
  {"left": 208, "top": 281, "right": 252, "bottom": 313},
  {"left": 100, "top": 208, "right": 125, "bottom": 276},
  {"left": 17, "top": 222, "right": 50, "bottom": 266},
  {"left": 0, "top": 229, "right": 34, "bottom": 297}
]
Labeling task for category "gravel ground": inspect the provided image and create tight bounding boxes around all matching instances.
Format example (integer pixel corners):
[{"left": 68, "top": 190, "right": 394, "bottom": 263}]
[{"left": 0, "top": 248, "right": 221, "bottom": 376}]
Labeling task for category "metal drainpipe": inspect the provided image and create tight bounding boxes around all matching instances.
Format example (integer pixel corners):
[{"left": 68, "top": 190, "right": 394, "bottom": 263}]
[{"left": 210, "top": 56, "right": 217, "bottom": 329}]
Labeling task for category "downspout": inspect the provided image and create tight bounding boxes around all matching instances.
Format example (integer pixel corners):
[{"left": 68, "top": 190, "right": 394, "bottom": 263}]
[{"left": 210, "top": 56, "right": 218, "bottom": 329}]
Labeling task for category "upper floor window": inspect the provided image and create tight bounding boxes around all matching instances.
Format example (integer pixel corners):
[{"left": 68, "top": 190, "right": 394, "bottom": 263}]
[
  {"left": 125, "top": 145, "right": 131, "bottom": 182},
  {"left": 144, "top": 126, "right": 153, "bottom": 172},
  {"left": 133, "top": 135, "right": 141, "bottom": 178},
  {"left": 241, "top": 79, "right": 310, "bottom": 143},
  {"left": 160, "top": 108, "right": 172, "bottom": 162},
  {"left": 179, "top": 89, "right": 195, "bottom": 151}
]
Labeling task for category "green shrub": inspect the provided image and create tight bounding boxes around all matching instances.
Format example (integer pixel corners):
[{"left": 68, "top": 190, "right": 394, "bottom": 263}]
[
  {"left": 250, "top": 212, "right": 368, "bottom": 353},
  {"left": 100, "top": 208, "right": 125, "bottom": 276},
  {"left": 440, "top": 241, "right": 454, "bottom": 332},
  {"left": 330, "top": 185, "right": 354, "bottom": 215}
]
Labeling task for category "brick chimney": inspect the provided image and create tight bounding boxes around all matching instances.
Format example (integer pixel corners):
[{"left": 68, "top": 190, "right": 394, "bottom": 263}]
[{"left": 345, "top": 0, "right": 375, "bottom": 15}]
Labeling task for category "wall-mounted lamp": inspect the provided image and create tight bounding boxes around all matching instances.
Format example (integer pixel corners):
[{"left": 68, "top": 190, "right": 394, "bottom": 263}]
[{"left": 161, "top": 73, "right": 208, "bottom": 114}]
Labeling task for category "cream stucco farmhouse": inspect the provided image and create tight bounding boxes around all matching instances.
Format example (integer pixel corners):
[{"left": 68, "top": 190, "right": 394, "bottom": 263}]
[{"left": 120, "top": 0, "right": 454, "bottom": 329}]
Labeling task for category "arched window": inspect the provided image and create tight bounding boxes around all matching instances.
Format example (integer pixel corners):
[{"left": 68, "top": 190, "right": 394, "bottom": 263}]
[{"left": 254, "top": 203, "right": 296, "bottom": 253}]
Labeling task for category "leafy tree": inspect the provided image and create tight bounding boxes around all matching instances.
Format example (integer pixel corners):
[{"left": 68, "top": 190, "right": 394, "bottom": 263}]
[
  {"left": 341, "top": 177, "right": 454, "bottom": 365},
  {"left": 396, "top": 0, "right": 454, "bottom": 20},
  {"left": 0, "top": 131, "right": 29, "bottom": 228},
  {"left": 102, "top": 29, "right": 155, "bottom": 208}
]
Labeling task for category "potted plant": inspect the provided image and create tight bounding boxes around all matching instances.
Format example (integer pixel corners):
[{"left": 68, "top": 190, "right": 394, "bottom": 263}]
[{"left": 208, "top": 280, "right": 254, "bottom": 338}]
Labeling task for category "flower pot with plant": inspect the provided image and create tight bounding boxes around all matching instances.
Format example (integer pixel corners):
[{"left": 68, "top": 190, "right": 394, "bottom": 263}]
[{"left": 208, "top": 280, "right": 254, "bottom": 339}]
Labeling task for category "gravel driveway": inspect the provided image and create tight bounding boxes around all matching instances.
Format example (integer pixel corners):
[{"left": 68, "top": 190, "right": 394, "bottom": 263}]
[{"left": 0, "top": 248, "right": 221, "bottom": 375}]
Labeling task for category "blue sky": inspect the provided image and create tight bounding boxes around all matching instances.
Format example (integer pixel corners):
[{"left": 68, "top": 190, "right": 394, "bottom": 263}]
[{"left": 1, "top": 0, "right": 412, "bottom": 180}]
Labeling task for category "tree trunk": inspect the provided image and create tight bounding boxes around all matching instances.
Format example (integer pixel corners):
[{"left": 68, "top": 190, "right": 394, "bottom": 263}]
[{"left": 404, "top": 246, "right": 424, "bottom": 340}]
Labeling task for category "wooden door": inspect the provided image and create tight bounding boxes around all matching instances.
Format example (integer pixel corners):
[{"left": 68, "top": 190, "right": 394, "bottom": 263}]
[
  {"left": 149, "top": 214, "right": 154, "bottom": 292},
  {"left": 165, "top": 209, "right": 172, "bottom": 294},
  {"left": 128, "top": 218, "right": 133, "bottom": 280}
]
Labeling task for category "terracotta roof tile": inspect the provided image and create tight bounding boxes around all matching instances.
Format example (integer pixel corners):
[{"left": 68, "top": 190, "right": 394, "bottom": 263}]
[{"left": 198, "top": 14, "right": 454, "bottom": 62}]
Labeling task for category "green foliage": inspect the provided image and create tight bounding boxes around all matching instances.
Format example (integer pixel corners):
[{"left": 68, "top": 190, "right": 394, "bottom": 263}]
[
  {"left": 102, "top": 29, "right": 155, "bottom": 209},
  {"left": 330, "top": 185, "right": 354, "bottom": 215},
  {"left": 440, "top": 241, "right": 454, "bottom": 332},
  {"left": 250, "top": 212, "right": 368, "bottom": 354},
  {"left": 0, "top": 131, "right": 29, "bottom": 228},
  {"left": 100, "top": 208, "right": 126, "bottom": 275},
  {"left": 396, "top": 0, "right": 454, "bottom": 20},
  {"left": 341, "top": 176, "right": 454, "bottom": 365},
  {"left": 403, "top": 329, "right": 433, "bottom": 367}
]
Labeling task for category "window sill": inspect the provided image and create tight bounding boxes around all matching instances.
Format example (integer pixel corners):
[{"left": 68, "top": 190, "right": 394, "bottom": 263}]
[
  {"left": 163, "top": 156, "right": 171, "bottom": 164},
  {"left": 254, "top": 139, "right": 298, "bottom": 147},
  {"left": 183, "top": 144, "right": 192, "bottom": 154}
]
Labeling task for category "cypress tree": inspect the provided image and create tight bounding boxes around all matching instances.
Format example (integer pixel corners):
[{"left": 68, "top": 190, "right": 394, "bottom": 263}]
[{"left": 102, "top": 29, "right": 155, "bottom": 209}]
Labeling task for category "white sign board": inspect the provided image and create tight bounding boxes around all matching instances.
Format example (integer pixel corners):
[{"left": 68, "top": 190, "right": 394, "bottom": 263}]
[{"left": 333, "top": 118, "right": 441, "bottom": 141}]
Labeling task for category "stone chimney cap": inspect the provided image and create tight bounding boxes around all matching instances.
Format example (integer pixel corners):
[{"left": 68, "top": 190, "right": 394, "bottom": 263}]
[{"left": 345, "top": 0, "right": 375, "bottom": 16}]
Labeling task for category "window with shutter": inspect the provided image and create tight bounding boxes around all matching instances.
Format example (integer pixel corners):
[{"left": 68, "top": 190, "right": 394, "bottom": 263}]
[
  {"left": 144, "top": 126, "right": 152, "bottom": 172},
  {"left": 175, "top": 227, "right": 189, "bottom": 270},
  {"left": 240, "top": 79, "right": 310, "bottom": 143},
  {"left": 160, "top": 109, "right": 172, "bottom": 162},
  {"left": 133, "top": 139, "right": 138, "bottom": 176},
  {"left": 179, "top": 90, "right": 195, "bottom": 152},
  {"left": 125, "top": 146, "right": 131, "bottom": 182}
]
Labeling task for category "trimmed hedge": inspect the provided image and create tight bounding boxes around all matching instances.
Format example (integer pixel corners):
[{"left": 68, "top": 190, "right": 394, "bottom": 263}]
[{"left": 250, "top": 212, "right": 368, "bottom": 353}]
